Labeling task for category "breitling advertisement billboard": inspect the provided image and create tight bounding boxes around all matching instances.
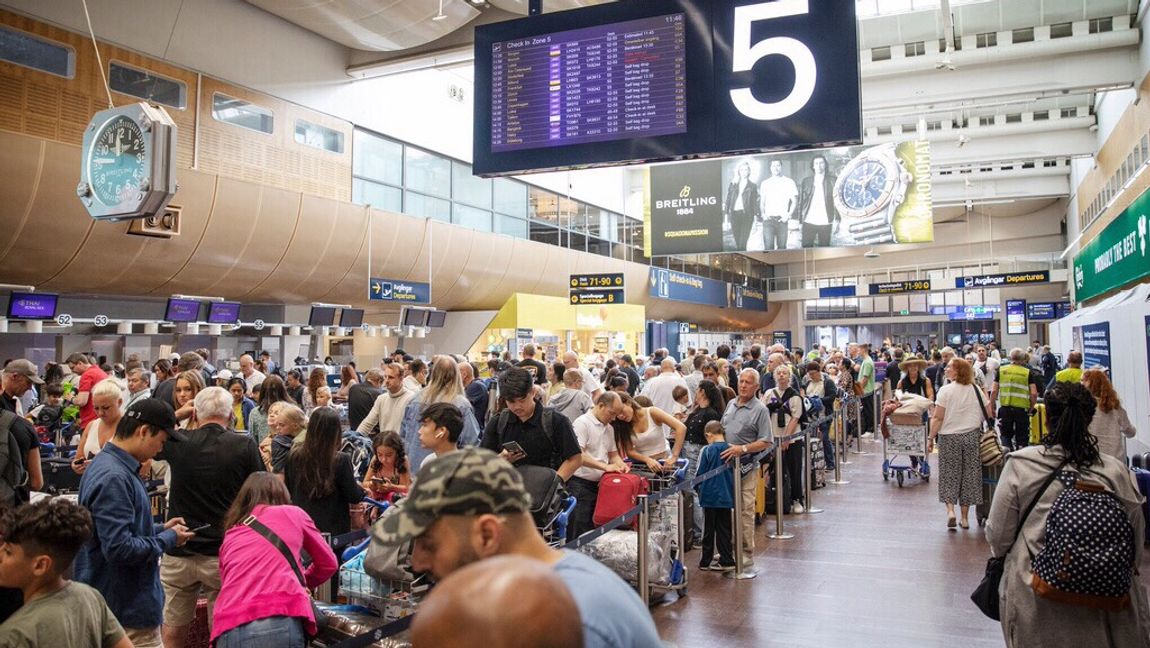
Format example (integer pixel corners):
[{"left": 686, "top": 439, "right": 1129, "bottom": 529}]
[{"left": 644, "top": 141, "right": 933, "bottom": 256}]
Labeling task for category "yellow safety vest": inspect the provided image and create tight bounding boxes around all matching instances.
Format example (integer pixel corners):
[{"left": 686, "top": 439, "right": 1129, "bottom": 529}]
[{"left": 998, "top": 364, "right": 1032, "bottom": 410}]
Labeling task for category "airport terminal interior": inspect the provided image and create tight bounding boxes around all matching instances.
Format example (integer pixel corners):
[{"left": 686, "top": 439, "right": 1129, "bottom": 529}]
[{"left": 1, "top": 0, "right": 1150, "bottom": 646}]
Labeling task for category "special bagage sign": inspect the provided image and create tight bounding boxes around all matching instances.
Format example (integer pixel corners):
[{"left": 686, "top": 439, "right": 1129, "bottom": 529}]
[{"left": 643, "top": 140, "right": 934, "bottom": 256}]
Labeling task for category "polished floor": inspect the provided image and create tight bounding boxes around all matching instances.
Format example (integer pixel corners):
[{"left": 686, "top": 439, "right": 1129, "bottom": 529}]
[{"left": 650, "top": 438, "right": 1150, "bottom": 647}]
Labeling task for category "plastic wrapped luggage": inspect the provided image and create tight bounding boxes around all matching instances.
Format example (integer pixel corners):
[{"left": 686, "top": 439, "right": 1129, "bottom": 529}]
[
  {"left": 578, "top": 528, "right": 673, "bottom": 586},
  {"left": 593, "top": 472, "right": 648, "bottom": 529},
  {"left": 1133, "top": 468, "right": 1150, "bottom": 545},
  {"left": 810, "top": 436, "right": 826, "bottom": 490}
]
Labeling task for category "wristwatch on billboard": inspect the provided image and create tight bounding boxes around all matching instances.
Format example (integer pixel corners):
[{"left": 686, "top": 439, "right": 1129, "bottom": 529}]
[{"left": 833, "top": 143, "right": 912, "bottom": 245}]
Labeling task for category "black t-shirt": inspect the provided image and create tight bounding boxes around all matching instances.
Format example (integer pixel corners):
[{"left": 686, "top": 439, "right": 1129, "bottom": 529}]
[
  {"left": 622, "top": 366, "right": 641, "bottom": 396},
  {"left": 284, "top": 452, "right": 364, "bottom": 538},
  {"left": 159, "top": 423, "right": 264, "bottom": 556},
  {"left": 684, "top": 407, "right": 721, "bottom": 446},
  {"left": 286, "top": 385, "right": 305, "bottom": 406},
  {"left": 153, "top": 378, "right": 176, "bottom": 408},
  {"left": 481, "top": 404, "right": 580, "bottom": 471},
  {"left": 347, "top": 383, "right": 382, "bottom": 432},
  {"left": 517, "top": 359, "right": 548, "bottom": 386}
]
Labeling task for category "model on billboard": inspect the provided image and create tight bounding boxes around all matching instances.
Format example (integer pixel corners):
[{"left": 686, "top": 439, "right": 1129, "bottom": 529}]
[
  {"left": 721, "top": 160, "right": 760, "bottom": 252},
  {"left": 797, "top": 155, "right": 838, "bottom": 247},
  {"left": 760, "top": 159, "right": 799, "bottom": 250}
]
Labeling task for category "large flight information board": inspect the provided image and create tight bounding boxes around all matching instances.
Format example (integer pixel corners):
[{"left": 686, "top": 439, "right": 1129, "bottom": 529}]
[{"left": 490, "top": 13, "right": 686, "bottom": 152}]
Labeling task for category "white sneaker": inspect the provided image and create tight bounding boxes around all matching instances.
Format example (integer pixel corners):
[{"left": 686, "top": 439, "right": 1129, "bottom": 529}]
[
  {"left": 792, "top": 501, "right": 805, "bottom": 514},
  {"left": 861, "top": 432, "right": 874, "bottom": 439}
]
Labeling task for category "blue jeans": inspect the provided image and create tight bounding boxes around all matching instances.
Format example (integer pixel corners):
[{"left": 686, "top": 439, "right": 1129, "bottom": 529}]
[
  {"left": 216, "top": 616, "right": 306, "bottom": 648},
  {"left": 681, "top": 442, "right": 704, "bottom": 541}
]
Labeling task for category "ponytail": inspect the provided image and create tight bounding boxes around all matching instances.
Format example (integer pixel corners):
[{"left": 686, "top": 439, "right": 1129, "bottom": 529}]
[{"left": 1042, "top": 381, "right": 1099, "bottom": 469}]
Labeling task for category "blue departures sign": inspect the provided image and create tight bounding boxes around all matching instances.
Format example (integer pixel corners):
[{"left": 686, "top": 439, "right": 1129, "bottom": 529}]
[
  {"left": 648, "top": 268, "right": 729, "bottom": 308},
  {"left": 730, "top": 284, "right": 768, "bottom": 311},
  {"left": 369, "top": 278, "right": 431, "bottom": 304}
]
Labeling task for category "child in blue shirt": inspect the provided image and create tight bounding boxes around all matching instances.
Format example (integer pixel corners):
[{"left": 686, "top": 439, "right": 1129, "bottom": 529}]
[{"left": 694, "top": 420, "right": 735, "bottom": 571}]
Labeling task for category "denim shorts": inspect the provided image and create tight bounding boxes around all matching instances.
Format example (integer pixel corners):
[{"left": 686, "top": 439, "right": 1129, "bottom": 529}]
[{"left": 215, "top": 616, "right": 306, "bottom": 648}]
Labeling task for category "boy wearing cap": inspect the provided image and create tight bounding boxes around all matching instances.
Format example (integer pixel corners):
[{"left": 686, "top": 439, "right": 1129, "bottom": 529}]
[
  {"left": 371, "top": 447, "right": 663, "bottom": 648},
  {"left": 76, "top": 398, "right": 195, "bottom": 648}
]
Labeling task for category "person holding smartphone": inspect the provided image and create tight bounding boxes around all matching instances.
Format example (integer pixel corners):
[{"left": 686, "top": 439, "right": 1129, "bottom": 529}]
[{"left": 362, "top": 431, "right": 410, "bottom": 501}]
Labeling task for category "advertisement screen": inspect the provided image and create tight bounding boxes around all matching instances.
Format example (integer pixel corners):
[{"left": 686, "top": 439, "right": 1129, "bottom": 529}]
[
  {"left": 165, "top": 299, "right": 201, "bottom": 323},
  {"left": 1006, "top": 299, "right": 1027, "bottom": 335},
  {"left": 207, "top": 302, "right": 240, "bottom": 324},
  {"left": 6, "top": 292, "right": 57, "bottom": 320},
  {"left": 644, "top": 140, "right": 932, "bottom": 256}
]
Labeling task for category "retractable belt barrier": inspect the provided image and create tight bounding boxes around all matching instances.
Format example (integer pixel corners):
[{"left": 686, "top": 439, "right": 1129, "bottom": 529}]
[{"left": 325, "top": 411, "right": 841, "bottom": 645}]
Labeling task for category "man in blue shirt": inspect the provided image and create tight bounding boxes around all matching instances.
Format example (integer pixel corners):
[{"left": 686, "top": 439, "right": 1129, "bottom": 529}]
[
  {"left": 373, "top": 448, "right": 662, "bottom": 648},
  {"left": 76, "top": 399, "right": 194, "bottom": 648}
]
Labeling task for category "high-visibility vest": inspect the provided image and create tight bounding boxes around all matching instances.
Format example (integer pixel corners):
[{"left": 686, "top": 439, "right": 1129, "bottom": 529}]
[{"left": 998, "top": 363, "right": 1032, "bottom": 410}]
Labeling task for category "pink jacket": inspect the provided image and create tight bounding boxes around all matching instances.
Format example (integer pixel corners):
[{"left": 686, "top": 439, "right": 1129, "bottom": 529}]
[{"left": 211, "top": 504, "right": 338, "bottom": 641}]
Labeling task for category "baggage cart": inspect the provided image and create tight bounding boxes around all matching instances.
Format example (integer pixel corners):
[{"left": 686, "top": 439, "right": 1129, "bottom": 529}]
[
  {"left": 881, "top": 419, "right": 930, "bottom": 488},
  {"left": 628, "top": 458, "right": 689, "bottom": 598},
  {"left": 338, "top": 498, "right": 427, "bottom": 622}
]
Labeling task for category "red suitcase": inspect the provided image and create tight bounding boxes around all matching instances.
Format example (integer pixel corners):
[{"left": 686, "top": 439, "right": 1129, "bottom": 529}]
[{"left": 593, "top": 472, "right": 649, "bottom": 529}]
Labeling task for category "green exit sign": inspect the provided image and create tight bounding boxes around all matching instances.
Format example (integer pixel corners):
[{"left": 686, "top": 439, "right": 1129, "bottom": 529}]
[{"left": 899, "top": 309, "right": 910, "bottom": 315}]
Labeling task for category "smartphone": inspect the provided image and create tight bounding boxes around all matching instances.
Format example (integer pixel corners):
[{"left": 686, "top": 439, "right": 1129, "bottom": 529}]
[
  {"left": 502, "top": 441, "right": 526, "bottom": 456},
  {"left": 189, "top": 523, "right": 211, "bottom": 533}
]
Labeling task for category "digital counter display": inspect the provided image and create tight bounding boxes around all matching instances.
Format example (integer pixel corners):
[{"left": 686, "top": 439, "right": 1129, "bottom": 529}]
[{"left": 490, "top": 13, "right": 686, "bottom": 152}]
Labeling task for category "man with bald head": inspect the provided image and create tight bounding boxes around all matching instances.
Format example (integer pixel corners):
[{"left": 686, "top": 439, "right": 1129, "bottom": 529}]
[
  {"left": 641, "top": 357, "right": 691, "bottom": 426},
  {"left": 562, "top": 351, "right": 601, "bottom": 401},
  {"left": 412, "top": 556, "right": 583, "bottom": 648},
  {"left": 237, "top": 354, "right": 265, "bottom": 396}
]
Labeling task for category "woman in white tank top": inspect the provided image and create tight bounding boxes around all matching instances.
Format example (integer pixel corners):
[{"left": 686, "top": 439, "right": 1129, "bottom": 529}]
[
  {"left": 71, "top": 379, "right": 123, "bottom": 475},
  {"left": 613, "top": 394, "right": 687, "bottom": 473}
]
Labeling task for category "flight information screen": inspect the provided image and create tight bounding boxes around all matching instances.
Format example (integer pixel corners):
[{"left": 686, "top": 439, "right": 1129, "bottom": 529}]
[{"left": 490, "top": 13, "right": 686, "bottom": 152}]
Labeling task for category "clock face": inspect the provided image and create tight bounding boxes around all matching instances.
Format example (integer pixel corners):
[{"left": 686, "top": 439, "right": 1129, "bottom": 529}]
[
  {"left": 840, "top": 160, "right": 889, "bottom": 211},
  {"left": 87, "top": 115, "right": 147, "bottom": 206}
]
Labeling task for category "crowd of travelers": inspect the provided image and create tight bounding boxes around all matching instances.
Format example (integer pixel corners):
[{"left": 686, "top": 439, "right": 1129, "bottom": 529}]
[{"left": 0, "top": 334, "right": 1144, "bottom": 647}]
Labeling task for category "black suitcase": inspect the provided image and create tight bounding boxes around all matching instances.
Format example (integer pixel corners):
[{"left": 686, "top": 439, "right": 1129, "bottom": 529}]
[
  {"left": 43, "top": 457, "right": 81, "bottom": 494},
  {"left": 1133, "top": 452, "right": 1150, "bottom": 469}
]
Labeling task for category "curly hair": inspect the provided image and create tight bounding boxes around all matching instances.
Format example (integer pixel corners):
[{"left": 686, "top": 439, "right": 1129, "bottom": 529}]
[
  {"left": 1042, "top": 381, "right": 1099, "bottom": 469},
  {"left": 1, "top": 498, "right": 92, "bottom": 572},
  {"left": 370, "top": 431, "right": 408, "bottom": 477},
  {"left": 1081, "top": 368, "right": 1120, "bottom": 413}
]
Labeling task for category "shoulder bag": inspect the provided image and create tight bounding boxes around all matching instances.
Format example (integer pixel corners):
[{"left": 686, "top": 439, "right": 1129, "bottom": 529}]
[
  {"left": 242, "top": 514, "right": 329, "bottom": 636},
  {"left": 972, "top": 385, "right": 1003, "bottom": 466},
  {"left": 971, "top": 458, "right": 1068, "bottom": 619}
]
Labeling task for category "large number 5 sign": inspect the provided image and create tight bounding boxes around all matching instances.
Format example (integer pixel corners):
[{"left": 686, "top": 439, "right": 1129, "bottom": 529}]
[{"left": 729, "top": 0, "right": 817, "bottom": 121}]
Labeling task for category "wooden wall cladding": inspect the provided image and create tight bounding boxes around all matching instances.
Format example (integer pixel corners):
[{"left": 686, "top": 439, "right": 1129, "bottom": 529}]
[{"left": 0, "top": 9, "right": 351, "bottom": 202}]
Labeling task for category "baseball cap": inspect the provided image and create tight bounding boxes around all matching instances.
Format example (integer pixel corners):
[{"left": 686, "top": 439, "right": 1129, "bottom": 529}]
[
  {"left": 216, "top": 369, "right": 233, "bottom": 381},
  {"left": 124, "top": 398, "right": 187, "bottom": 442},
  {"left": 3, "top": 359, "right": 44, "bottom": 385},
  {"left": 376, "top": 448, "right": 531, "bottom": 546}
]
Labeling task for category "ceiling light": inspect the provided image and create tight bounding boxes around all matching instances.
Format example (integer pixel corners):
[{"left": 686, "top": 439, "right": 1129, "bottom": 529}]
[{"left": 433, "top": 0, "right": 447, "bottom": 20}]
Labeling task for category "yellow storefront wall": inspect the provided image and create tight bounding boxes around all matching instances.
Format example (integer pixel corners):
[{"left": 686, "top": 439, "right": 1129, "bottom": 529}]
[{"left": 472, "top": 293, "right": 645, "bottom": 363}]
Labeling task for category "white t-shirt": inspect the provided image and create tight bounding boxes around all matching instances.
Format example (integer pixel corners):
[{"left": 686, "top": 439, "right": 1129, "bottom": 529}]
[
  {"left": 972, "top": 358, "right": 999, "bottom": 391},
  {"left": 640, "top": 372, "right": 689, "bottom": 434},
  {"left": 760, "top": 175, "right": 798, "bottom": 218},
  {"left": 804, "top": 174, "right": 830, "bottom": 226},
  {"left": 242, "top": 369, "right": 266, "bottom": 393},
  {"left": 572, "top": 411, "right": 614, "bottom": 482},
  {"left": 764, "top": 387, "right": 803, "bottom": 439},
  {"left": 934, "top": 382, "right": 989, "bottom": 436}
]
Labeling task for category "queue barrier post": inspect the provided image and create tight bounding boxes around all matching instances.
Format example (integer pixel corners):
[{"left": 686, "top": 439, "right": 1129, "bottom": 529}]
[
  {"left": 853, "top": 395, "right": 870, "bottom": 455},
  {"left": 725, "top": 457, "right": 758, "bottom": 580},
  {"left": 767, "top": 439, "right": 794, "bottom": 540},
  {"left": 637, "top": 494, "right": 650, "bottom": 605},
  {"left": 836, "top": 400, "right": 852, "bottom": 467},
  {"left": 831, "top": 405, "right": 850, "bottom": 485},
  {"left": 802, "top": 424, "right": 823, "bottom": 514}
]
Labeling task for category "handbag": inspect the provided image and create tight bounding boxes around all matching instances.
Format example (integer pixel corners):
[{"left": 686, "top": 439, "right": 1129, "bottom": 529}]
[
  {"left": 972, "top": 385, "right": 1003, "bottom": 466},
  {"left": 971, "top": 459, "right": 1068, "bottom": 619},
  {"left": 242, "top": 514, "right": 329, "bottom": 636}
]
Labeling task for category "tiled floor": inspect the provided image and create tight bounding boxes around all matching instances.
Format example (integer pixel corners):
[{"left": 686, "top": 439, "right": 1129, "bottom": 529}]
[{"left": 649, "top": 438, "right": 1150, "bottom": 647}]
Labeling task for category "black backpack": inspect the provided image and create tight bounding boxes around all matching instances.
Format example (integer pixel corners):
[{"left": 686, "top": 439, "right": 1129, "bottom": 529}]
[
  {"left": 494, "top": 406, "right": 561, "bottom": 470},
  {"left": 1031, "top": 472, "right": 1136, "bottom": 610},
  {"left": 0, "top": 411, "right": 30, "bottom": 506}
]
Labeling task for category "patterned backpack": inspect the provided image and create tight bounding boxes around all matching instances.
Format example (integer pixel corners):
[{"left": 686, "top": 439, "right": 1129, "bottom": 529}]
[{"left": 1030, "top": 472, "right": 1135, "bottom": 610}]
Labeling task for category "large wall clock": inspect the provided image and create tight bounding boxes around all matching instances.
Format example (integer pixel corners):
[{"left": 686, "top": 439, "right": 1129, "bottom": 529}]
[{"left": 77, "top": 102, "right": 177, "bottom": 220}]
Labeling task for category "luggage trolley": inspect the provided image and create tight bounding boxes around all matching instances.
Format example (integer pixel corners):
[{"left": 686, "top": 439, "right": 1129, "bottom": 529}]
[
  {"left": 338, "top": 498, "right": 426, "bottom": 623},
  {"left": 630, "top": 458, "right": 690, "bottom": 598},
  {"left": 881, "top": 420, "right": 931, "bottom": 487}
]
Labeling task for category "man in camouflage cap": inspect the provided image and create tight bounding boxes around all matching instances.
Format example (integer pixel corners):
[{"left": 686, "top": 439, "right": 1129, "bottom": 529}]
[{"left": 374, "top": 447, "right": 662, "bottom": 648}]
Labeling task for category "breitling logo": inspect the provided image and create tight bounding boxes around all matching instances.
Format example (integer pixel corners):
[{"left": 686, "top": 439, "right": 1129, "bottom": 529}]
[{"left": 680, "top": 186, "right": 691, "bottom": 198}]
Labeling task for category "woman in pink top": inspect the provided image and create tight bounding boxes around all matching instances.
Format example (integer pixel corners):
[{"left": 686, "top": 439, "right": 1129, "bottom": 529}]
[{"left": 212, "top": 473, "right": 337, "bottom": 647}]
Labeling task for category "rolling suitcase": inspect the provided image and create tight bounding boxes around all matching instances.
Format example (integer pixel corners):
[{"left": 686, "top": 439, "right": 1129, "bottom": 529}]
[
  {"left": 593, "top": 472, "right": 648, "bottom": 529},
  {"left": 1028, "top": 403, "right": 1047, "bottom": 446},
  {"left": 755, "top": 463, "right": 768, "bottom": 524},
  {"left": 1133, "top": 468, "right": 1150, "bottom": 545},
  {"left": 1132, "top": 453, "right": 1150, "bottom": 470},
  {"left": 976, "top": 462, "right": 1002, "bottom": 526}
]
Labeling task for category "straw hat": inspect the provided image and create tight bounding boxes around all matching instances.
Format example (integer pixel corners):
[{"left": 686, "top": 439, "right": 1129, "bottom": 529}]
[{"left": 900, "top": 357, "right": 928, "bottom": 371}]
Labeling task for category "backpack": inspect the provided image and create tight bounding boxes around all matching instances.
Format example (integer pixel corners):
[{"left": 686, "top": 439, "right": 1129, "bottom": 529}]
[
  {"left": 494, "top": 407, "right": 561, "bottom": 469},
  {"left": 1030, "top": 472, "right": 1136, "bottom": 610},
  {"left": 340, "top": 431, "right": 375, "bottom": 482},
  {"left": 33, "top": 405, "right": 63, "bottom": 445},
  {"left": 0, "top": 411, "right": 30, "bottom": 506}
]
